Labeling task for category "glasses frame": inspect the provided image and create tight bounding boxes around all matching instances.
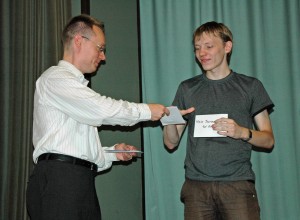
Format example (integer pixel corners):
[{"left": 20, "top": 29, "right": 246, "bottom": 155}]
[{"left": 81, "top": 35, "right": 106, "bottom": 54}]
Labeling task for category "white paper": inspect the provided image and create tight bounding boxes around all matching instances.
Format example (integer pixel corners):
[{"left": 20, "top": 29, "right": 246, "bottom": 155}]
[
  {"left": 193, "top": 114, "right": 228, "bottom": 137},
  {"left": 160, "top": 106, "right": 186, "bottom": 126},
  {"left": 104, "top": 150, "right": 143, "bottom": 153}
]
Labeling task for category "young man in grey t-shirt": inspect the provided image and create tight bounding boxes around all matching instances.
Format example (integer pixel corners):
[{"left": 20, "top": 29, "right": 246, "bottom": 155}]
[{"left": 163, "top": 21, "right": 274, "bottom": 220}]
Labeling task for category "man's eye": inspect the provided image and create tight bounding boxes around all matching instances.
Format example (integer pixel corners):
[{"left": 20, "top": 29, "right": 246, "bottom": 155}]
[{"left": 97, "top": 46, "right": 106, "bottom": 54}]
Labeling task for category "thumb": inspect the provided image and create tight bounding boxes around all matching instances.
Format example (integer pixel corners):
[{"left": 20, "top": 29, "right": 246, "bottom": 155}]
[{"left": 180, "top": 107, "right": 195, "bottom": 116}]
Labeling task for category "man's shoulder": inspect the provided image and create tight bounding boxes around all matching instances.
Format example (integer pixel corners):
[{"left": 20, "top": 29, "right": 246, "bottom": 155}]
[
  {"left": 232, "top": 72, "right": 261, "bottom": 85},
  {"left": 40, "top": 65, "right": 75, "bottom": 80}
]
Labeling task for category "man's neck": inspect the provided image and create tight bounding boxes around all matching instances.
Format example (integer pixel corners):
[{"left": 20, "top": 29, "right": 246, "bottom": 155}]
[{"left": 205, "top": 67, "right": 231, "bottom": 80}]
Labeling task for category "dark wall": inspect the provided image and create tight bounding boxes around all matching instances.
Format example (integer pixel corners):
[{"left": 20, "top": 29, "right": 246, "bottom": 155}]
[{"left": 72, "top": 1, "right": 143, "bottom": 220}]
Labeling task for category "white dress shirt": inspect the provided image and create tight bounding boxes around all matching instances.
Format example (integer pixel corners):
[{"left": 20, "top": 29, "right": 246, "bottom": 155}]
[{"left": 32, "top": 60, "right": 151, "bottom": 172}]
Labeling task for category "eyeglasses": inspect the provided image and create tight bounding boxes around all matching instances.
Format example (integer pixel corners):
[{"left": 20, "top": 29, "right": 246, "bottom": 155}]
[{"left": 81, "top": 36, "right": 106, "bottom": 54}]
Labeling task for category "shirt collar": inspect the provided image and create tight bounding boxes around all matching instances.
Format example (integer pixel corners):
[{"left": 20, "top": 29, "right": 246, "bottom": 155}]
[{"left": 58, "top": 60, "right": 89, "bottom": 85}]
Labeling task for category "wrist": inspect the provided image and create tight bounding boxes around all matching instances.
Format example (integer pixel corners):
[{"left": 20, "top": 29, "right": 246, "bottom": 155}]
[{"left": 243, "top": 129, "right": 252, "bottom": 142}]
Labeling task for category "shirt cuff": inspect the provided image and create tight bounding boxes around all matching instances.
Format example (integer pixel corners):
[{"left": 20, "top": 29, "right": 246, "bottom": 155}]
[
  {"left": 103, "top": 145, "right": 118, "bottom": 162},
  {"left": 138, "top": 103, "right": 151, "bottom": 120}
]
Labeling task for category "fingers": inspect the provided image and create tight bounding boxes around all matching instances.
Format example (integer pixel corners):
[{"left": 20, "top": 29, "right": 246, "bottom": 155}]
[
  {"left": 148, "top": 104, "right": 196, "bottom": 121},
  {"left": 114, "top": 143, "right": 138, "bottom": 161},
  {"left": 124, "top": 153, "right": 133, "bottom": 160},
  {"left": 124, "top": 145, "right": 137, "bottom": 160},
  {"left": 212, "top": 118, "right": 243, "bottom": 139},
  {"left": 161, "top": 107, "right": 170, "bottom": 117},
  {"left": 212, "top": 118, "right": 230, "bottom": 131},
  {"left": 164, "top": 107, "right": 170, "bottom": 116},
  {"left": 148, "top": 104, "right": 170, "bottom": 121},
  {"left": 180, "top": 107, "right": 195, "bottom": 116}
]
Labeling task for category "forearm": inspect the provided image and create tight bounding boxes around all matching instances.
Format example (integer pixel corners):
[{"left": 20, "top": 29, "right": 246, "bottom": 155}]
[
  {"left": 245, "top": 110, "right": 274, "bottom": 149},
  {"left": 243, "top": 129, "right": 275, "bottom": 149},
  {"left": 163, "top": 107, "right": 193, "bottom": 149},
  {"left": 163, "top": 125, "right": 183, "bottom": 149},
  {"left": 242, "top": 128, "right": 274, "bottom": 149}
]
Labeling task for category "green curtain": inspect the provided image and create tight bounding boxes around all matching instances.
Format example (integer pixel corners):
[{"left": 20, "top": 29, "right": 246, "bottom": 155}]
[
  {"left": 0, "top": 1, "right": 71, "bottom": 219},
  {"left": 140, "top": 0, "right": 300, "bottom": 219}
]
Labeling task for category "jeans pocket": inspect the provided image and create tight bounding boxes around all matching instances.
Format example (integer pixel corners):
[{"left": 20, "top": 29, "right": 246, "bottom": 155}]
[{"left": 180, "top": 180, "right": 188, "bottom": 202}]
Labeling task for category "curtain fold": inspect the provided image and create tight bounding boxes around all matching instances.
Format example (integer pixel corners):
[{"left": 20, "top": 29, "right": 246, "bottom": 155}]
[
  {"left": 0, "top": 1, "right": 71, "bottom": 219},
  {"left": 140, "top": 0, "right": 300, "bottom": 219}
]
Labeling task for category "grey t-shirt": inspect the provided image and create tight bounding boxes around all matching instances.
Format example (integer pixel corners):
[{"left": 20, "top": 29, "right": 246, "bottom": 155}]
[{"left": 173, "top": 71, "right": 274, "bottom": 181}]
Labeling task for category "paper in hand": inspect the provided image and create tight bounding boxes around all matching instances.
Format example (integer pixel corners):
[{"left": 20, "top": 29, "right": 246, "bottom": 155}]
[
  {"left": 193, "top": 114, "right": 228, "bottom": 137},
  {"left": 160, "top": 106, "right": 186, "bottom": 126},
  {"left": 104, "top": 149, "right": 143, "bottom": 153}
]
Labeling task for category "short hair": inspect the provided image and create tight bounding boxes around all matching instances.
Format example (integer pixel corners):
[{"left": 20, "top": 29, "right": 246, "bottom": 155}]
[
  {"left": 193, "top": 21, "right": 233, "bottom": 64},
  {"left": 62, "top": 14, "right": 105, "bottom": 49}
]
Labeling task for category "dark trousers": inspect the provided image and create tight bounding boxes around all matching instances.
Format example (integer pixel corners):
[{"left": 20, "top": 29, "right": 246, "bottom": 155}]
[
  {"left": 181, "top": 179, "right": 260, "bottom": 220},
  {"left": 26, "top": 160, "right": 101, "bottom": 220}
]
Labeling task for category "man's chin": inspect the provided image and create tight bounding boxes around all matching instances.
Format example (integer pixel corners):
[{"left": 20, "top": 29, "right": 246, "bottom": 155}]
[
  {"left": 201, "top": 66, "right": 211, "bottom": 71},
  {"left": 90, "top": 66, "right": 99, "bottom": 73}
]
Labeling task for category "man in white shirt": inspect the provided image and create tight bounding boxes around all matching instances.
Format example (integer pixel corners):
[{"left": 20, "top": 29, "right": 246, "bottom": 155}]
[{"left": 26, "top": 14, "right": 169, "bottom": 220}]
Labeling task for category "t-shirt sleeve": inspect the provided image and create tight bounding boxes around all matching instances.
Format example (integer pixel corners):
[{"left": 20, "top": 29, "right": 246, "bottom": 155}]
[
  {"left": 172, "top": 83, "right": 186, "bottom": 110},
  {"left": 250, "top": 79, "right": 274, "bottom": 116}
]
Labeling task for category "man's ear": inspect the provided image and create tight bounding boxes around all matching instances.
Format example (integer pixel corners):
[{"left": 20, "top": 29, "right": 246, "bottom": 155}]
[
  {"left": 225, "top": 41, "right": 233, "bottom": 54},
  {"left": 73, "top": 35, "right": 83, "bottom": 50}
]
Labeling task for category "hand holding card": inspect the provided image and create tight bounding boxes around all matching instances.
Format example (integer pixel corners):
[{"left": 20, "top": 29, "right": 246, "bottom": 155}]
[{"left": 160, "top": 106, "right": 186, "bottom": 126}]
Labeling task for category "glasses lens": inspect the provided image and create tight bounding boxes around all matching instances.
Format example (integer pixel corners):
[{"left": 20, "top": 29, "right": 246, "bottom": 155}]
[{"left": 99, "top": 47, "right": 106, "bottom": 54}]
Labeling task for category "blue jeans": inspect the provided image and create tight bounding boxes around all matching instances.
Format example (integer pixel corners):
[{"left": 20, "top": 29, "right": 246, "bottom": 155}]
[{"left": 180, "top": 179, "right": 260, "bottom": 220}]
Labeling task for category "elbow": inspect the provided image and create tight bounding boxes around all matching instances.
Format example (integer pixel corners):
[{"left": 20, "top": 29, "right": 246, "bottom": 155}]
[
  {"left": 163, "top": 137, "right": 179, "bottom": 150},
  {"left": 267, "top": 137, "right": 275, "bottom": 149},
  {"left": 163, "top": 127, "right": 181, "bottom": 150},
  {"left": 255, "top": 131, "right": 275, "bottom": 150},
  {"left": 164, "top": 142, "right": 178, "bottom": 150},
  {"left": 266, "top": 132, "right": 275, "bottom": 149},
  {"left": 261, "top": 135, "right": 275, "bottom": 150}
]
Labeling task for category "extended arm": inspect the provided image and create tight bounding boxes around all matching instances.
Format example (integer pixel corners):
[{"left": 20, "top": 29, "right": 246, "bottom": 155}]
[
  {"left": 163, "top": 107, "right": 195, "bottom": 150},
  {"left": 163, "top": 124, "right": 186, "bottom": 150}
]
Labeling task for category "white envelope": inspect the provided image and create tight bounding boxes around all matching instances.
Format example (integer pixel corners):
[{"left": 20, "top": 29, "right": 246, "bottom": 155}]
[{"left": 194, "top": 114, "right": 228, "bottom": 137}]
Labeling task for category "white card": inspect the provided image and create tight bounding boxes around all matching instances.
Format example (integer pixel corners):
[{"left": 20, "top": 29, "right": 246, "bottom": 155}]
[
  {"left": 160, "top": 106, "right": 186, "bottom": 126},
  {"left": 193, "top": 114, "right": 228, "bottom": 137}
]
